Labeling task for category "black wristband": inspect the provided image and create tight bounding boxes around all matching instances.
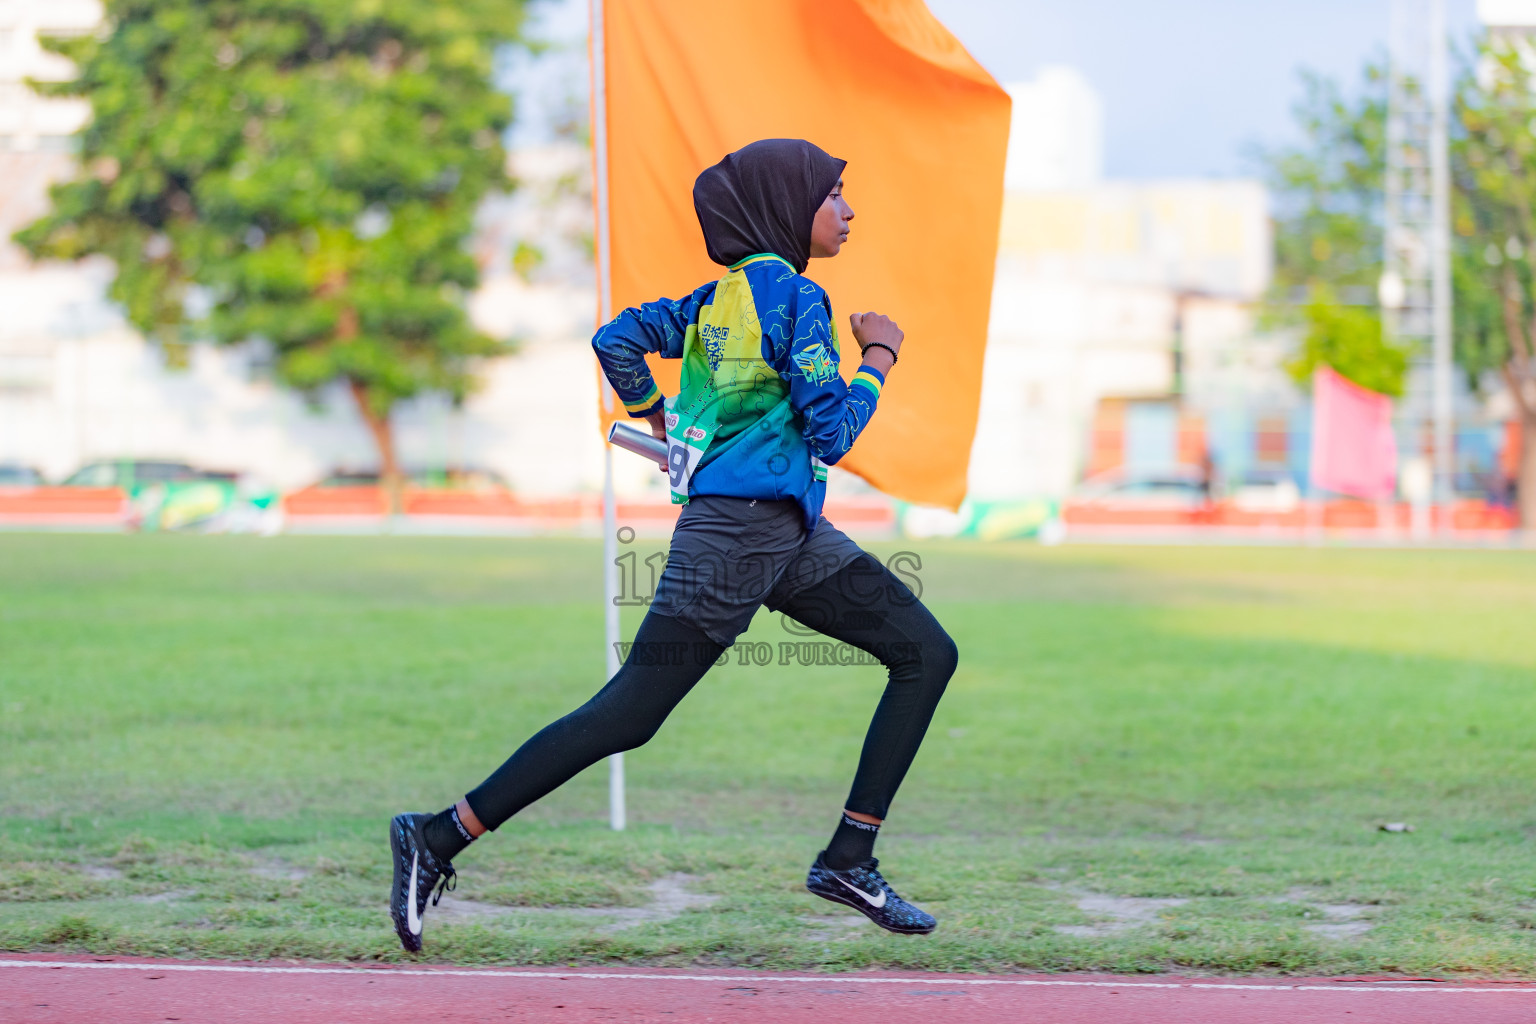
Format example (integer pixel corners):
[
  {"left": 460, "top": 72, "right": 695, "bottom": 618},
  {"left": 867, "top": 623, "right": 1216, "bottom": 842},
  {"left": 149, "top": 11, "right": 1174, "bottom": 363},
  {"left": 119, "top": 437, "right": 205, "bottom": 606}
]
[{"left": 860, "top": 341, "right": 898, "bottom": 365}]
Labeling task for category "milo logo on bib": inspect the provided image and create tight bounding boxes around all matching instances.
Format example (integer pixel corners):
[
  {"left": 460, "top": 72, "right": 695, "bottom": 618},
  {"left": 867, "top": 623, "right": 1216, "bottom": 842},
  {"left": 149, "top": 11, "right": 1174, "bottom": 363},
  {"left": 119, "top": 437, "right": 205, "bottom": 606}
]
[{"left": 663, "top": 394, "right": 718, "bottom": 504}]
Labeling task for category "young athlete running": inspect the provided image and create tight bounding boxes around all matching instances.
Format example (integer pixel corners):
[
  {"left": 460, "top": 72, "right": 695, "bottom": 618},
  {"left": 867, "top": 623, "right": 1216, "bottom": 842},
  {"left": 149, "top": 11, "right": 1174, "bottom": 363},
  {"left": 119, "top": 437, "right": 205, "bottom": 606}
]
[{"left": 389, "top": 139, "right": 958, "bottom": 951}]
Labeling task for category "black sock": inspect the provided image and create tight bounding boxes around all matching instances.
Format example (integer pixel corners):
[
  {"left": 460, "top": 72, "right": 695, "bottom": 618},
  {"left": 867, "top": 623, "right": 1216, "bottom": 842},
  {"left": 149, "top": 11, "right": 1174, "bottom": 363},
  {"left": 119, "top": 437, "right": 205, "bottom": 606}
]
[
  {"left": 823, "top": 812, "right": 880, "bottom": 870},
  {"left": 422, "top": 805, "right": 476, "bottom": 863}
]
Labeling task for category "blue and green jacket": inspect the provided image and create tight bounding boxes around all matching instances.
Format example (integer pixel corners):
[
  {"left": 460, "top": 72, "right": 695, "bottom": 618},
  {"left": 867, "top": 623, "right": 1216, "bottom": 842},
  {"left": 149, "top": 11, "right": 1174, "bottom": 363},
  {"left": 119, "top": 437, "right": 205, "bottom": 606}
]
[{"left": 593, "top": 253, "right": 884, "bottom": 530}]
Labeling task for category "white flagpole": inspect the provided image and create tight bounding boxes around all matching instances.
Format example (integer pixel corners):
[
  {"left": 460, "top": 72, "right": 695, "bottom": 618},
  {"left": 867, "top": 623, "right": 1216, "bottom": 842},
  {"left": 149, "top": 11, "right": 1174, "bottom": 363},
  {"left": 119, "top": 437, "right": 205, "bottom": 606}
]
[
  {"left": 603, "top": 452, "right": 624, "bottom": 832},
  {"left": 590, "top": 0, "right": 624, "bottom": 832}
]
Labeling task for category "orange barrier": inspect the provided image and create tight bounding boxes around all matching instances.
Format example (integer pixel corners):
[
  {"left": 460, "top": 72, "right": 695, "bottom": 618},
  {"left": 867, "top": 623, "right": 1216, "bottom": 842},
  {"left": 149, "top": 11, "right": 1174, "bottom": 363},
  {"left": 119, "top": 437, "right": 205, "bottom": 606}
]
[
  {"left": 280, "top": 486, "right": 895, "bottom": 535},
  {"left": 1451, "top": 501, "right": 1518, "bottom": 530},
  {"left": 4, "top": 484, "right": 1508, "bottom": 538},
  {"left": 403, "top": 490, "right": 523, "bottom": 517},
  {"left": 1321, "top": 501, "right": 1378, "bottom": 530},
  {"left": 282, "top": 486, "right": 389, "bottom": 517},
  {"left": 284, "top": 487, "right": 604, "bottom": 520},
  {"left": 0, "top": 486, "right": 128, "bottom": 525},
  {"left": 1063, "top": 498, "right": 1517, "bottom": 533}
]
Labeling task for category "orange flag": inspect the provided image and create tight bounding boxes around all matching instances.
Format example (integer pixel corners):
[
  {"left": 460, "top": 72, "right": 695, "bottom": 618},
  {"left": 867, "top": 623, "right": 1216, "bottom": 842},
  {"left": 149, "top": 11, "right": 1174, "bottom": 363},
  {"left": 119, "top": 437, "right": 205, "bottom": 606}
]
[{"left": 592, "top": 0, "right": 1009, "bottom": 509}]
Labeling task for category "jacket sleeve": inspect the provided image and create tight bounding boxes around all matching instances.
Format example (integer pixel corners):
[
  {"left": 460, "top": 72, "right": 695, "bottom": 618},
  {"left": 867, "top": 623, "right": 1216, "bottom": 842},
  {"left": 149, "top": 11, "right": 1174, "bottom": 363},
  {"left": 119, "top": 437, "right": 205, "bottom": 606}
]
[
  {"left": 591, "top": 282, "right": 715, "bottom": 418},
  {"left": 773, "top": 282, "right": 885, "bottom": 465}
]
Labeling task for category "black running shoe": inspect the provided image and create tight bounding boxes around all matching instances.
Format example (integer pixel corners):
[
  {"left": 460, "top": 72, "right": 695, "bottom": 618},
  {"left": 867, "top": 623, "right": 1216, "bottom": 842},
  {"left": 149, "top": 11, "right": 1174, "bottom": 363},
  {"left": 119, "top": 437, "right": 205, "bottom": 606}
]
[
  {"left": 388, "top": 812, "right": 456, "bottom": 953},
  {"left": 805, "top": 853, "right": 936, "bottom": 934}
]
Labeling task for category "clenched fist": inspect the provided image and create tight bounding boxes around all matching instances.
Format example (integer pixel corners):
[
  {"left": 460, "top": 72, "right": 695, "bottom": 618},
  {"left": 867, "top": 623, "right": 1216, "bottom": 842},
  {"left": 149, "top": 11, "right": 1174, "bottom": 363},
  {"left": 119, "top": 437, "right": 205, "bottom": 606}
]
[{"left": 849, "top": 312, "right": 904, "bottom": 373}]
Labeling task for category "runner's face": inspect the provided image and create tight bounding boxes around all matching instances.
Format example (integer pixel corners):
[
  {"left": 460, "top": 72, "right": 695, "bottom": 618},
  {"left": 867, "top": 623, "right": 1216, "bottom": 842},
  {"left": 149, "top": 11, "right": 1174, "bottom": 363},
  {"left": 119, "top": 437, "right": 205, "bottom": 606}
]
[{"left": 809, "top": 180, "right": 854, "bottom": 258}]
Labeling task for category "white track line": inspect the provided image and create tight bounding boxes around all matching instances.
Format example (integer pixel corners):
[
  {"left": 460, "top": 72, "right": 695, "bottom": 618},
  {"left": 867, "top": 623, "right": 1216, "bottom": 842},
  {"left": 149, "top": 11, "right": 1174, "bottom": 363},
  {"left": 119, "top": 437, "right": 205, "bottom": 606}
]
[{"left": 2, "top": 961, "right": 1535, "bottom": 994}]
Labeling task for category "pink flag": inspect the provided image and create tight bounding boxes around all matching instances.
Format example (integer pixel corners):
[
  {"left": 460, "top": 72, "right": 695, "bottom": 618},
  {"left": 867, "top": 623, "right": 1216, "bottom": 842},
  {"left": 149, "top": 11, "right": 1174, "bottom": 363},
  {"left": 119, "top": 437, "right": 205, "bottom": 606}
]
[{"left": 1309, "top": 366, "right": 1398, "bottom": 500}]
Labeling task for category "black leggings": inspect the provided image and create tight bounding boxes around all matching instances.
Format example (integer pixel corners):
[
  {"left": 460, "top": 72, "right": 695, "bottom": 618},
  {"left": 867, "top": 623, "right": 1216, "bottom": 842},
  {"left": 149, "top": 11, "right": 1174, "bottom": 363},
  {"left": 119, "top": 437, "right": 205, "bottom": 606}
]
[{"left": 465, "top": 553, "right": 958, "bottom": 829}]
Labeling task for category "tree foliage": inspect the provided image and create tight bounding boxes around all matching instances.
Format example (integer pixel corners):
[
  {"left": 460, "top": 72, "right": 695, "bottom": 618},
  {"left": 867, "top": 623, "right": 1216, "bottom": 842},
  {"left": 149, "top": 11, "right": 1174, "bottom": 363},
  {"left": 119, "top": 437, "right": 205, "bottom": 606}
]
[
  {"left": 1258, "top": 65, "right": 1388, "bottom": 308},
  {"left": 1261, "top": 43, "right": 1536, "bottom": 525},
  {"left": 1259, "top": 64, "right": 1410, "bottom": 398},
  {"left": 17, "top": 0, "right": 529, "bottom": 503},
  {"left": 1285, "top": 289, "right": 1409, "bottom": 397},
  {"left": 1453, "top": 41, "right": 1536, "bottom": 527},
  {"left": 1452, "top": 46, "right": 1536, "bottom": 393}
]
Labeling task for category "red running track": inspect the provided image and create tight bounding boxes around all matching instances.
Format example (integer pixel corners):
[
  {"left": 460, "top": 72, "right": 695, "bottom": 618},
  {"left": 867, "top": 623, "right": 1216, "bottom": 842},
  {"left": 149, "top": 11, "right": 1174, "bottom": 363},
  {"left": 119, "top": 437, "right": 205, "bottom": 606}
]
[{"left": 5, "top": 956, "right": 1536, "bottom": 1024}]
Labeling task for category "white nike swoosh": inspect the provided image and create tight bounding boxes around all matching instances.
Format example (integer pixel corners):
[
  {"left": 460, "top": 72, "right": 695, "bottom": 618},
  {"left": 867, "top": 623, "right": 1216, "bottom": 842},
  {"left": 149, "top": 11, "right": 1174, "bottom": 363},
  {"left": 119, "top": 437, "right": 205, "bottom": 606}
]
[
  {"left": 406, "top": 851, "right": 422, "bottom": 935},
  {"left": 838, "top": 876, "right": 887, "bottom": 909}
]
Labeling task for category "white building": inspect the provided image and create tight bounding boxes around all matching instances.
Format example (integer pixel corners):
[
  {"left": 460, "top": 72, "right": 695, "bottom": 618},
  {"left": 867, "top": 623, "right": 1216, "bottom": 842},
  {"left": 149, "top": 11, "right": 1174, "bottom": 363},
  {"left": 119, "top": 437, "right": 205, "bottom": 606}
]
[
  {"left": 0, "top": 0, "right": 95, "bottom": 153},
  {"left": 968, "top": 67, "right": 1275, "bottom": 500},
  {"left": 1002, "top": 68, "right": 1103, "bottom": 191},
  {"left": 1479, "top": 0, "right": 1536, "bottom": 34}
]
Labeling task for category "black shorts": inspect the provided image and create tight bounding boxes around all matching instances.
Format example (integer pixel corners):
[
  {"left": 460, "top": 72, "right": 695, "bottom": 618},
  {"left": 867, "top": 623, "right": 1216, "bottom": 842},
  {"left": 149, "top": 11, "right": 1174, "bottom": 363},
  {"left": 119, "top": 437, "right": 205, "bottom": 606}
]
[{"left": 649, "top": 495, "right": 866, "bottom": 646}]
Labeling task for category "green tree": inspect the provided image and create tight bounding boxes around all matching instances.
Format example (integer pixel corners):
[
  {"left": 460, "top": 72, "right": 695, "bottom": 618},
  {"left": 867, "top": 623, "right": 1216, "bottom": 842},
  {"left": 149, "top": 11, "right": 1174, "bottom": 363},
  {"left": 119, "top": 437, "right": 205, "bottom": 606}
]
[
  {"left": 1453, "top": 43, "right": 1536, "bottom": 530},
  {"left": 1259, "top": 65, "right": 1408, "bottom": 397},
  {"left": 1258, "top": 65, "right": 1388, "bottom": 310},
  {"left": 17, "top": 0, "right": 529, "bottom": 510},
  {"left": 1286, "top": 289, "right": 1409, "bottom": 397}
]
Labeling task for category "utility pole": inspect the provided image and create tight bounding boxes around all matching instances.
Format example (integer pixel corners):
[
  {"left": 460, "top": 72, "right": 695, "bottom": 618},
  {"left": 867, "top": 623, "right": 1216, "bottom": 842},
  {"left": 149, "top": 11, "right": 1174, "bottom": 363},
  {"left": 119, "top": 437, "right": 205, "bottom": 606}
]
[{"left": 1381, "top": 0, "right": 1454, "bottom": 531}]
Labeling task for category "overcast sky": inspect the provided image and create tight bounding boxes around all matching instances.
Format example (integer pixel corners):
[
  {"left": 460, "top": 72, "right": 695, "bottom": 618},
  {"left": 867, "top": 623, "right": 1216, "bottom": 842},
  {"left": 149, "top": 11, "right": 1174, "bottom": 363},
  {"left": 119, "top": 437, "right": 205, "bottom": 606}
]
[{"left": 523, "top": 0, "right": 1483, "bottom": 180}]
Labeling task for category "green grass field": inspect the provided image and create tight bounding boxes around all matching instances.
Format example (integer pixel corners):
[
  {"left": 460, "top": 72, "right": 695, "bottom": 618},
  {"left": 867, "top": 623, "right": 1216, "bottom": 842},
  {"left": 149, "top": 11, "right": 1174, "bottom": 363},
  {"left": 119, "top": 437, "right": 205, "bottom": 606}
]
[{"left": 1, "top": 534, "right": 1534, "bottom": 976}]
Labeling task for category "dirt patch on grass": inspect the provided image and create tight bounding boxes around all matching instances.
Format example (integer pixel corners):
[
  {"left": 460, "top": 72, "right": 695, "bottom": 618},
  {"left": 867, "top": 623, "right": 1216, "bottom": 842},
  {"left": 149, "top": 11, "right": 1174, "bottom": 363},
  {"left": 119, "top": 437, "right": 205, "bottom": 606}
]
[
  {"left": 1050, "top": 888, "right": 1189, "bottom": 937},
  {"left": 1276, "top": 888, "right": 1376, "bottom": 940},
  {"left": 245, "top": 855, "right": 308, "bottom": 881},
  {"left": 1049, "top": 884, "right": 1378, "bottom": 940},
  {"left": 801, "top": 913, "right": 872, "bottom": 942},
  {"left": 431, "top": 873, "right": 718, "bottom": 934}
]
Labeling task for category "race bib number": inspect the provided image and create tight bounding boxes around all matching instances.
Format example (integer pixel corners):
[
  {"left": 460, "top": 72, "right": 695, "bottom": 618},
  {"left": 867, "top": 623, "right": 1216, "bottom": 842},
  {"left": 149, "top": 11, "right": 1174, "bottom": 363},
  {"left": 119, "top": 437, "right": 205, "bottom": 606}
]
[
  {"left": 664, "top": 397, "right": 716, "bottom": 504},
  {"left": 812, "top": 455, "right": 829, "bottom": 483}
]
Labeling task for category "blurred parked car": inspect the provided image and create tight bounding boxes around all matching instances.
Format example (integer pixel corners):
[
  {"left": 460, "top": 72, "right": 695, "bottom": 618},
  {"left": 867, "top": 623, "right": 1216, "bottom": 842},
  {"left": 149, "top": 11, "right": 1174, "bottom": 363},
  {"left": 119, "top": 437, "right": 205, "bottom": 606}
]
[
  {"left": 0, "top": 463, "right": 45, "bottom": 487},
  {"left": 59, "top": 459, "right": 275, "bottom": 532},
  {"left": 1227, "top": 469, "right": 1301, "bottom": 513},
  {"left": 286, "top": 465, "right": 516, "bottom": 519},
  {"left": 1061, "top": 465, "right": 1211, "bottom": 529},
  {"left": 62, "top": 459, "right": 200, "bottom": 488},
  {"left": 1071, "top": 466, "right": 1209, "bottom": 509}
]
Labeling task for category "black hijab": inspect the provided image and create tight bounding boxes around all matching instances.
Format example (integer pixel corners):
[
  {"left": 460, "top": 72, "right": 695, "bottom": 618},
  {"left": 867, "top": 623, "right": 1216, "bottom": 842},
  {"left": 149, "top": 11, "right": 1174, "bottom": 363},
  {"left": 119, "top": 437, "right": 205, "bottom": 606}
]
[{"left": 693, "top": 139, "right": 846, "bottom": 275}]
